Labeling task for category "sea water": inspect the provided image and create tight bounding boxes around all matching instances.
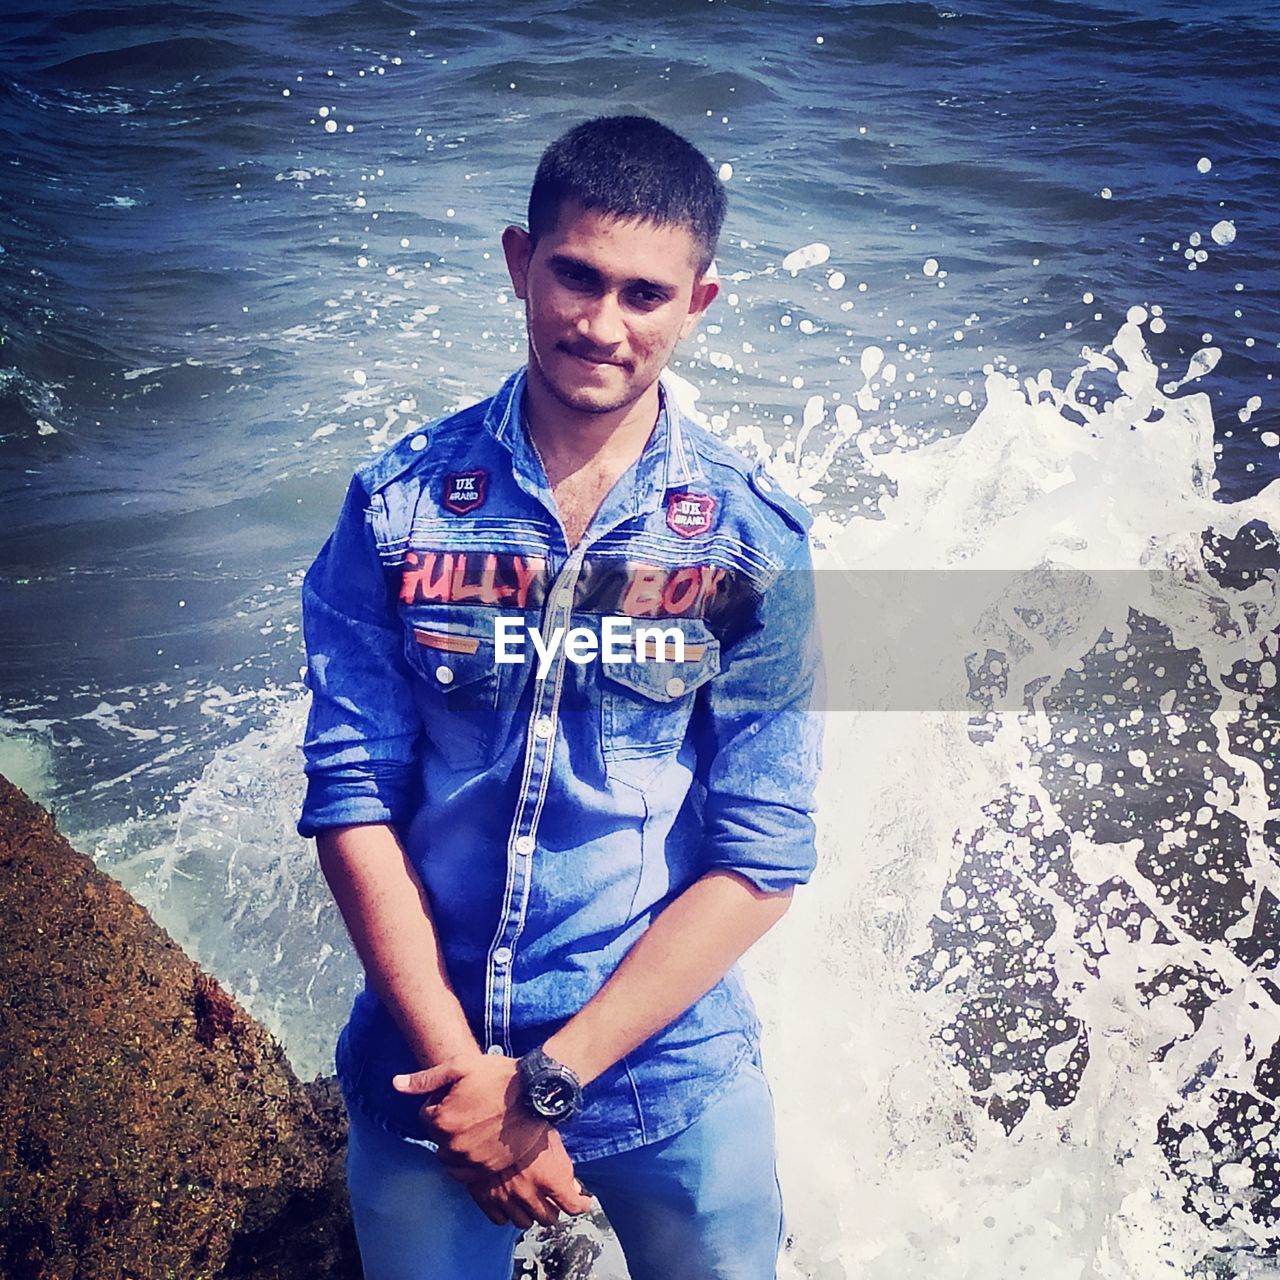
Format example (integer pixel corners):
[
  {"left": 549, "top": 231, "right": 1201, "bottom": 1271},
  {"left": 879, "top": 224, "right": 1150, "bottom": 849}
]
[{"left": 1, "top": 1, "right": 1277, "bottom": 1276}]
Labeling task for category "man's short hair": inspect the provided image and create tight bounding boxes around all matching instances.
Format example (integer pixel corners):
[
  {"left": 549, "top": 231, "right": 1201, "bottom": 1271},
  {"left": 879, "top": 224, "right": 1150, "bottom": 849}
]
[{"left": 528, "top": 115, "right": 727, "bottom": 275}]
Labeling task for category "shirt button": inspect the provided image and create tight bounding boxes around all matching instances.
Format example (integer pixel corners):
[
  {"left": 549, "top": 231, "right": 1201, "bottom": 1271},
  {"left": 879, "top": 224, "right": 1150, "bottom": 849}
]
[
  {"left": 666, "top": 676, "right": 686, "bottom": 697},
  {"left": 493, "top": 946, "right": 513, "bottom": 966},
  {"left": 515, "top": 835, "right": 534, "bottom": 856},
  {"left": 410, "top": 434, "right": 428, "bottom": 451},
  {"left": 534, "top": 716, "right": 553, "bottom": 740},
  {"left": 435, "top": 665, "right": 454, "bottom": 685},
  {"left": 485, "top": 1044, "right": 504, "bottom": 1056}
]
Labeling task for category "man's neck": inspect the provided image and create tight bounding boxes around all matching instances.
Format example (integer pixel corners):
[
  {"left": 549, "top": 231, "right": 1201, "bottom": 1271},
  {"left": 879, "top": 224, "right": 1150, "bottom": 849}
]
[{"left": 522, "top": 361, "right": 661, "bottom": 488}]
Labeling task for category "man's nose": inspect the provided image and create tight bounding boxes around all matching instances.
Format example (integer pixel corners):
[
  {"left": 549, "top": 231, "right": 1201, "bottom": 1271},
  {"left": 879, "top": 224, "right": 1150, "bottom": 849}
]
[{"left": 575, "top": 292, "right": 625, "bottom": 349}]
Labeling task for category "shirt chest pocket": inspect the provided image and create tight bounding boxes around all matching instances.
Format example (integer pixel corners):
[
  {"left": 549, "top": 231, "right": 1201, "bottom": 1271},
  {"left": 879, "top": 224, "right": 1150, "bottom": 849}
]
[
  {"left": 402, "top": 613, "right": 503, "bottom": 772},
  {"left": 599, "top": 624, "right": 720, "bottom": 787}
]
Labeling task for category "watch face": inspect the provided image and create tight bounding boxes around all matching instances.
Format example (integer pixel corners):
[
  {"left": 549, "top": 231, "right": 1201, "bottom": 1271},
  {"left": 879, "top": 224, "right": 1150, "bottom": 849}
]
[
  {"left": 531, "top": 1076, "right": 574, "bottom": 1117},
  {"left": 520, "top": 1049, "right": 582, "bottom": 1123}
]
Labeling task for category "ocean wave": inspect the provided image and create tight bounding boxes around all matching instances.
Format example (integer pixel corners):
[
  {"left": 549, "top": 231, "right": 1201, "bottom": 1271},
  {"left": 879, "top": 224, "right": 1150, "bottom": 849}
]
[{"left": 37, "top": 36, "right": 247, "bottom": 85}]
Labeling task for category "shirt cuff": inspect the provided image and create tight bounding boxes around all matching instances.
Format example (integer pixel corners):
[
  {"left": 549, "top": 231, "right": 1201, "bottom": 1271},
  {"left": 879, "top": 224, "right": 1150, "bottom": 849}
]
[
  {"left": 297, "top": 765, "right": 419, "bottom": 838},
  {"left": 700, "top": 805, "right": 818, "bottom": 894}
]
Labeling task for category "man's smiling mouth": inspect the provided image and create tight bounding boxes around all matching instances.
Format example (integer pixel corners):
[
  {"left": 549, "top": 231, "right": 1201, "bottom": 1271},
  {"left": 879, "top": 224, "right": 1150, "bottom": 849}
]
[{"left": 561, "top": 345, "right": 626, "bottom": 369}]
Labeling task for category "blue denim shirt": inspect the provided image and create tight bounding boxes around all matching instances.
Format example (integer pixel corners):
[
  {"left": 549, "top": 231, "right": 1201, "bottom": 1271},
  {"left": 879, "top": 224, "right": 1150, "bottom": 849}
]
[{"left": 298, "top": 368, "right": 822, "bottom": 1161}]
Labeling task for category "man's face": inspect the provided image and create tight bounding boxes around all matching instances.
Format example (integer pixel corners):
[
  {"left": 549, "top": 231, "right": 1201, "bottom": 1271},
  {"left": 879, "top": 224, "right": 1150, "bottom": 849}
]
[{"left": 502, "top": 202, "right": 718, "bottom": 418}]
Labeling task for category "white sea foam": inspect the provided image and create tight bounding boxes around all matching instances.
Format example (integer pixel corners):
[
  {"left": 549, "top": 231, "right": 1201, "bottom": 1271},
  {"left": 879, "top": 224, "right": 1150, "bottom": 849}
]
[
  {"left": 783, "top": 242, "right": 831, "bottom": 274},
  {"left": 746, "top": 313, "right": 1280, "bottom": 1278},
  {"left": 0, "top": 718, "right": 58, "bottom": 806}
]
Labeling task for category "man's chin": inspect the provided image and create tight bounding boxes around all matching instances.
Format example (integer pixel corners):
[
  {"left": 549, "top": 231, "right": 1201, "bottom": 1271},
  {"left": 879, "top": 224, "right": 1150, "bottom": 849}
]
[{"left": 543, "top": 374, "right": 639, "bottom": 417}]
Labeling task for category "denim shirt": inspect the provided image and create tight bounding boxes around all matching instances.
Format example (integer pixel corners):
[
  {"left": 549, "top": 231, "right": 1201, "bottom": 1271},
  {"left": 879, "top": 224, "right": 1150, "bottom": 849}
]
[{"left": 298, "top": 368, "right": 823, "bottom": 1161}]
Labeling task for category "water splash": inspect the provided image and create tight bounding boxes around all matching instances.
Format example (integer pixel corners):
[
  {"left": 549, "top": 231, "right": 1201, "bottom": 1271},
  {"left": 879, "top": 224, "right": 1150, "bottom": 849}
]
[{"left": 746, "top": 311, "right": 1280, "bottom": 1278}]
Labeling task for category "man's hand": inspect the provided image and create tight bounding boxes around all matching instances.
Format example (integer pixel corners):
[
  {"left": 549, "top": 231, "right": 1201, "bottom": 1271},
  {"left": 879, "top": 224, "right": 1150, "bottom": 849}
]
[
  {"left": 466, "top": 1129, "right": 596, "bottom": 1229},
  {"left": 392, "top": 1052, "right": 548, "bottom": 1181}
]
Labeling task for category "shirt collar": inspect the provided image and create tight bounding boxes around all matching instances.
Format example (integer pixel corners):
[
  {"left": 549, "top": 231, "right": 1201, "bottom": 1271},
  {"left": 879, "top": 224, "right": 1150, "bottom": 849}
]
[
  {"left": 483, "top": 366, "right": 705, "bottom": 517},
  {"left": 483, "top": 367, "right": 526, "bottom": 449},
  {"left": 658, "top": 371, "right": 705, "bottom": 490}
]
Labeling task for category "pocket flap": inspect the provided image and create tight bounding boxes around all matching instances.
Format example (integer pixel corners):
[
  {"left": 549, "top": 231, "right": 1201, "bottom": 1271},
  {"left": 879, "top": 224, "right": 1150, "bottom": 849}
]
[
  {"left": 601, "top": 627, "right": 720, "bottom": 702},
  {"left": 403, "top": 616, "right": 496, "bottom": 691}
]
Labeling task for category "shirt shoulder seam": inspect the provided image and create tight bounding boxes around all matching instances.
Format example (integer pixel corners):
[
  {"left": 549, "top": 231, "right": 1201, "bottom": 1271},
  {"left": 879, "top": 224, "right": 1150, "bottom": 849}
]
[{"left": 354, "top": 397, "right": 495, "bottom": 495}]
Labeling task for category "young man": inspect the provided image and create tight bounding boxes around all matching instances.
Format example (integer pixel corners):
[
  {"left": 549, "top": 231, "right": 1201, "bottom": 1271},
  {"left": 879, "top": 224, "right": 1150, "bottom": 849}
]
[{"left": 298, "top": 115, "right": 823, "bottom": 1280}]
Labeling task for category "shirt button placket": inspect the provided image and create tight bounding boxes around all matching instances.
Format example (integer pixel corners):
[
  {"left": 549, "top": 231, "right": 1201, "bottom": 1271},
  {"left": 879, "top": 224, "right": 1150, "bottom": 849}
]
[{"left": 485, "top": 551, "right": 584, "bottom": 1055}]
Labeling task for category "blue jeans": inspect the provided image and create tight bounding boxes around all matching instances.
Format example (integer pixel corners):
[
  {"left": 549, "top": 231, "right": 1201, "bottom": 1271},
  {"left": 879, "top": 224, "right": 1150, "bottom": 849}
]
[{"left": 345, "top": 1056, "right": 784, "bottom": 1280}]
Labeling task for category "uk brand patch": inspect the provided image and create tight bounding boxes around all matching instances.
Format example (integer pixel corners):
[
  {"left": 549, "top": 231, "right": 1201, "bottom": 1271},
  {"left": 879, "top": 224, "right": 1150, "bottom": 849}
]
[
  {"left": 442, "top": 469, "right": 488, "bottom": 515},
  {"left": 666, "top": 492, "right": 717, "bottom": 538}
]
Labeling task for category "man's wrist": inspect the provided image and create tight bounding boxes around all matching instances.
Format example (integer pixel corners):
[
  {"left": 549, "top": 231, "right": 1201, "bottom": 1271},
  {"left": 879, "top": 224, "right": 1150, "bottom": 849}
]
[
  {"left": 541, "top": 1025, "right": 602, "bottom": 1086},
  {"left": 437, "top": 1044, "right": 486, "bottom": 1069}
]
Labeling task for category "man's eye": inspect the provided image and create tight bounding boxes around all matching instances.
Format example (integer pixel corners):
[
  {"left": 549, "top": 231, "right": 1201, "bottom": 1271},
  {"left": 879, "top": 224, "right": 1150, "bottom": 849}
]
[
  {"left": 629, "top": 289, "right": 665, "bottom": 307},
  {"left": 557, "top": 267, "right": 592, "bottom": 289}
]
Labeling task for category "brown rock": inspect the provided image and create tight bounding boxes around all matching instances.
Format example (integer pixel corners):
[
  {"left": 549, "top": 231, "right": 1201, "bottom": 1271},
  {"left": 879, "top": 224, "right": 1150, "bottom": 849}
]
[{"left": 0, "top": 774, "right": 359, "bottom": 1279}]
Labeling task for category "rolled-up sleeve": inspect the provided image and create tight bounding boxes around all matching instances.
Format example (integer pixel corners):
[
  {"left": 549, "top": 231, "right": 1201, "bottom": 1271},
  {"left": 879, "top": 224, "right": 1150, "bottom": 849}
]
[
  {"left": 694, "top": 533, "right": 824, "bottom": 893},
  {"left": 297, "top": 475, "right": 423, "bottom": 838}
]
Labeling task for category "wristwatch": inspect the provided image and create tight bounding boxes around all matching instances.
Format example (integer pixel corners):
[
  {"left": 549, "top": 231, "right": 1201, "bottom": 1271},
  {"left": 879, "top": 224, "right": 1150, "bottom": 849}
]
[{"left": 516, "top": 1046, "right": 583, "bottom": 1124}]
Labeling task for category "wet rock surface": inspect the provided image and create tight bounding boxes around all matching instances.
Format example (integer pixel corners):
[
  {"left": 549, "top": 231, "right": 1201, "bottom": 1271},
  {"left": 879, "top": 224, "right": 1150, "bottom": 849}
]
[{"left": 0, "top": 773, "right": 359, "bottom": 1279}]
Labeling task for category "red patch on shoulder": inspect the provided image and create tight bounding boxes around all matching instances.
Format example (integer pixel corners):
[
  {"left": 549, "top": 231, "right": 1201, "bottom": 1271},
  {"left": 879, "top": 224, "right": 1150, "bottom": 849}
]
[
  {"left": 666, "top": 492, "right": 717, "bottom": 538},
  {"left": 442, "top": 469, "right": 488, "bottom": 515}
]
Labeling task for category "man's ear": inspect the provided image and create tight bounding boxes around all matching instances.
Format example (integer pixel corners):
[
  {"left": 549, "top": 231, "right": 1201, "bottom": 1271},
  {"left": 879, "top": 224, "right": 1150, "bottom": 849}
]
[
  {"left": 679, "top": 273, "right": 719, "bottom": 340},
  {"left": 501, "top": 225, "right": 533, "bottom": 300}
]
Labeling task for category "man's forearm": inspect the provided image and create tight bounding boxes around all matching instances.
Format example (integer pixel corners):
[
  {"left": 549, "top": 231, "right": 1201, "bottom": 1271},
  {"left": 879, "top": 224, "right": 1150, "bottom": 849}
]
[
  {"left": 542, "top": 869, "right": 792, "bottom": 1085},
  {"left": 316, "top": 823, "right": 480, "bottom": 1069}
]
